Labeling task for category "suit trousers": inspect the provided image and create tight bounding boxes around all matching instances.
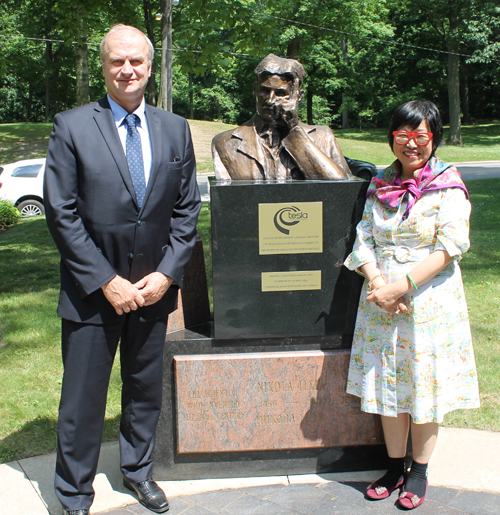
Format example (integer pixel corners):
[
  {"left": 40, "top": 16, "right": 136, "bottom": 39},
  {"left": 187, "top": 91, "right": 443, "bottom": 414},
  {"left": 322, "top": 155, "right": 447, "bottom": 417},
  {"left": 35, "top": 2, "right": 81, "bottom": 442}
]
[{"left": 54, "top": 312, "right": 168, "bottom": 510}]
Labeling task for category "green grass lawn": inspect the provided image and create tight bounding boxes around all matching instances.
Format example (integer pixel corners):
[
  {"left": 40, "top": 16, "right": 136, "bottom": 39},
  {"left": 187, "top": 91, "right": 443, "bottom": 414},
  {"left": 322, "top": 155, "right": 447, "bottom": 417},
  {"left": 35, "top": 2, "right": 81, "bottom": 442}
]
[
  {"left": 0, "top": 123, "right": 53, "bottom": 164},
  {"left": 0, "top": 216, "right": 122, "bottom": 463},
  {"left": 335, "top": 122, "right": 500, "bottom": 165},
  {"left": 1, "top": 178, "right": 499, "bottom": 463},
  {"left": 446, "top": 178, "right": 500, "bottom": 429},
  {"left": 0, "top": 120, "right": 237, "bottom": 173},
  {"left": 1, "top": 120, "right": 500, "bottom": 171}
]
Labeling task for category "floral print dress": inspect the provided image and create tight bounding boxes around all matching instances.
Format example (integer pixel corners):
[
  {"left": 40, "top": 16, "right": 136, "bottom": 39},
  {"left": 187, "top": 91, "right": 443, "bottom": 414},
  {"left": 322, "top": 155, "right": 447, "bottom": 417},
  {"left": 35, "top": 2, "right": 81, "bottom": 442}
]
[{"left": 344, "top": 166, "right": 480, "bottom": 424}]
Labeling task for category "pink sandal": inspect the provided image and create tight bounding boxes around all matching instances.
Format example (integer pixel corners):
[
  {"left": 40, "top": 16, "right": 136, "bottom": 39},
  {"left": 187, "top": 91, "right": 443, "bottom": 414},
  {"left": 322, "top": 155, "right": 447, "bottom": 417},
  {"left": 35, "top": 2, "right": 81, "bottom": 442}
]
[
  {"left": 366, "top": 475, "right": 405, "bottom": 500},
  {"left": 398, "top": 481, "right": 428, "bottom": 509}
]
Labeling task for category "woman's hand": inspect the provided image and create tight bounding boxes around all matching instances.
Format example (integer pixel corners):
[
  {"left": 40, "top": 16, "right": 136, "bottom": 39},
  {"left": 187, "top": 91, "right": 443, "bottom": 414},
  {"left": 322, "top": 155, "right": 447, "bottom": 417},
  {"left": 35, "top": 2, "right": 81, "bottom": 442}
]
[
  {"left": 367, "top": 283, "right": 408, "bottom": 314},
  {"left": 359, "top": 262, "right": 407, "bottom": 314}
]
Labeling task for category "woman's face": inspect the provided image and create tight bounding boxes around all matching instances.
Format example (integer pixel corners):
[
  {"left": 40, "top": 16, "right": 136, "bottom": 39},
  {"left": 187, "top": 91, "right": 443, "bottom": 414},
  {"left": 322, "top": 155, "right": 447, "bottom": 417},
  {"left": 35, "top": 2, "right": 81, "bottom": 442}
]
[{"left": 392, "top": 119, "right": 433, "bottom": 178}]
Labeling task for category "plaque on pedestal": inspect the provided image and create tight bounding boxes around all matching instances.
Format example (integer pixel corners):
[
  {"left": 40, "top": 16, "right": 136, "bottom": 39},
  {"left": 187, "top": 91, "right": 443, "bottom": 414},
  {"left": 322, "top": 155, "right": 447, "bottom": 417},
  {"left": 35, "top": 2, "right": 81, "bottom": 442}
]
[{"left": 175, "top": 350, "right": 382, "bottom": 453}]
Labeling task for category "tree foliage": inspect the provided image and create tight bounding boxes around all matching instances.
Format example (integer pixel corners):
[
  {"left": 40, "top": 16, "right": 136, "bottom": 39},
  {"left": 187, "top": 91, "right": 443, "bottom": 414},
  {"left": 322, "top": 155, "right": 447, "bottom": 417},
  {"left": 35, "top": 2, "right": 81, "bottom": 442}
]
[{"left": 0, "top": 0, "right": 499, "bottom": 136}]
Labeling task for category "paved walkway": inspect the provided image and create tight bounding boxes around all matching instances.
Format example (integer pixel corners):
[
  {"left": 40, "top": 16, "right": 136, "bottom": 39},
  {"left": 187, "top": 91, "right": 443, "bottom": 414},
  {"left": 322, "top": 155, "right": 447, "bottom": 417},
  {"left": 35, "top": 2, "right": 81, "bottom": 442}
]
[{"left": 2, "top": 427, "right": 499, "bottom": 515}]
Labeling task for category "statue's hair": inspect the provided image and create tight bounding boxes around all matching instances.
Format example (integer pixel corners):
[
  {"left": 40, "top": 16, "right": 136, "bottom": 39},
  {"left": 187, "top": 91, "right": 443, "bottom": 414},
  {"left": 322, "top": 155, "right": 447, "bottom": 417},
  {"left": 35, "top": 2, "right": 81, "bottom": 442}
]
[
  {"left": 254, "top": 53, "right": 306, "bottom": 84},
  {"left": 100, "top": 24, "right": 154, "bottom": 64}
]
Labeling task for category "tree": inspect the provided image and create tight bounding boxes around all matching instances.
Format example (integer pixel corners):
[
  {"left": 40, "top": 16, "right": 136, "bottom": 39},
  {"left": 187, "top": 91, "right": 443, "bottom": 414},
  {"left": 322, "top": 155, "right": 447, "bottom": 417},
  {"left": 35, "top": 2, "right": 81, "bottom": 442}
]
[
  {"left": 143, "top": 0, "right": 159, "bottom": 105},
  {"left": 397, "top": 0, "right": 500, "bottom": 145},
  {"left": 2, "top": 0, "right": 72, "bottom": 121},
  {"left": 54, "top": 0, "right": 140, "bottom": 107},
  {"left": 419, "top": 0, "right": 465, "bottom": 144}
]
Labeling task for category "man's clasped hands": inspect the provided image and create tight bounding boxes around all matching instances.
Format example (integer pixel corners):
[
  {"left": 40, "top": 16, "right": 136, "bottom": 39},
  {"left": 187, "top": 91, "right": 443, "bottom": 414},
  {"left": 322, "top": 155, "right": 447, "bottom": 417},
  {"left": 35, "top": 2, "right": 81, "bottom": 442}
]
[{"left": 101, "top": 273, "right": 173, "bottom": 315}]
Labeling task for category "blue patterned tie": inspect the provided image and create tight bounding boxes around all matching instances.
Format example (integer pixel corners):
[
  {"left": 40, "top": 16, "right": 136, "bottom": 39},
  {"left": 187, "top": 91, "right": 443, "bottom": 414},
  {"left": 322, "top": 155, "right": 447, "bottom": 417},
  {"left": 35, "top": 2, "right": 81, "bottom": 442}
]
[{"left": 125, "top": 113, "right": 146, "bottom": 208}]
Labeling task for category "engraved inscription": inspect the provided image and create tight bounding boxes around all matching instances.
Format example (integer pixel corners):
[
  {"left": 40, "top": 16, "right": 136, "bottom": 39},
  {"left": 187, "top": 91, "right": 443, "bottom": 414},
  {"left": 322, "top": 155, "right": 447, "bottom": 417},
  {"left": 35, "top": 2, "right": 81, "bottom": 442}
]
[
  {"left": 257, "top": 414, "right": 296, "bottom": 425},
  {"left": 174, "top": 350, "right": 384, "bottom": 453}
]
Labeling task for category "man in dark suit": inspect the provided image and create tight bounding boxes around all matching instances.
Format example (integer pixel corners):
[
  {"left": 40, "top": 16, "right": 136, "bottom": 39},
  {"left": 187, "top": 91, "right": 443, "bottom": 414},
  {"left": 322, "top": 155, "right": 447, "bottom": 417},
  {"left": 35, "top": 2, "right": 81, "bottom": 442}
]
[{"left": 44, "top": 24, "right": 200, "bottom": 515}]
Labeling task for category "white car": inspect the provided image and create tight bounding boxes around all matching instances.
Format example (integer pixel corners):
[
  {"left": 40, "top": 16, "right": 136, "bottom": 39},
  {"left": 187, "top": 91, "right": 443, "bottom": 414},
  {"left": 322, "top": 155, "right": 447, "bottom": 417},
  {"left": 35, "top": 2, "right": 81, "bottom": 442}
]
[{"left": 0, "top": 158, "right": 46, "bottom": 216}]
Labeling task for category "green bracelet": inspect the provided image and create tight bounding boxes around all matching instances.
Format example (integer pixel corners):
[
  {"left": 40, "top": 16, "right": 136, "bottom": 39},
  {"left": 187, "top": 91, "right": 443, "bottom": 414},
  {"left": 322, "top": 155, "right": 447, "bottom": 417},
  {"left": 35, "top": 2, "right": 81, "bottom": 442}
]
[{"left": 406, "top": 273, "right": 418, "bottom": 290}]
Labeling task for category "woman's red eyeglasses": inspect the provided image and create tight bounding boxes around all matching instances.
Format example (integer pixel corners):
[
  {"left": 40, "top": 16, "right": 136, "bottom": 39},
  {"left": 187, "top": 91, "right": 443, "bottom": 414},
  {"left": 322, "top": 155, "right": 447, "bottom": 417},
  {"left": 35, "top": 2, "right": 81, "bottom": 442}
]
[{"left": 393, "top": 131, "right": 433, "bottom": 146}]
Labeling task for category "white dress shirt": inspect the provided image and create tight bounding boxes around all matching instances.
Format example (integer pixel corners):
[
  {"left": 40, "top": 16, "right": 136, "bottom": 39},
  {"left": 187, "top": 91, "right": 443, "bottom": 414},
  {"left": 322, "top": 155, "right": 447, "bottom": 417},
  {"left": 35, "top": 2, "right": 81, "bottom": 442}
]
[{"left": 107, "top": 94, "right": 153, "bottom": 185}]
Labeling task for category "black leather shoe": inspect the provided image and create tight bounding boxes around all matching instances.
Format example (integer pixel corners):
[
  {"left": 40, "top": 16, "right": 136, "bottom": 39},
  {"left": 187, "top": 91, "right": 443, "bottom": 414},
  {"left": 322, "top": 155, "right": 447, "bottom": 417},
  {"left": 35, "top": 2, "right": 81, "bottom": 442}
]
[
  {"left": 62, "top": 510, "right": 89, "bottom": 515},
  {"left": 123, "top": 477, "right": 169, "bottom": 513}
]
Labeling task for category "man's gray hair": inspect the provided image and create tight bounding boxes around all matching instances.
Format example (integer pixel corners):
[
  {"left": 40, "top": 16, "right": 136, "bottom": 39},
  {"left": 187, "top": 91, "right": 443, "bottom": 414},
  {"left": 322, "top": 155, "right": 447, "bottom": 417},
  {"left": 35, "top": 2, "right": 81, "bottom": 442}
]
[
  {"left": 100, "top": 24, "right": 154, "bottom": 64},
  {"left": 254, "top": 53, "right": 306, "bottom": 84}
]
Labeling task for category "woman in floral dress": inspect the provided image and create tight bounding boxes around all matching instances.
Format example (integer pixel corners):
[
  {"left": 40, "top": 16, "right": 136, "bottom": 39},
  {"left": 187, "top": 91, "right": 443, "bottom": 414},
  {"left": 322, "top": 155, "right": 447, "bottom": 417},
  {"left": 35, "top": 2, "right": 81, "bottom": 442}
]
[{"left": 344, "top": 100, "right": 480, "bottom": 509}]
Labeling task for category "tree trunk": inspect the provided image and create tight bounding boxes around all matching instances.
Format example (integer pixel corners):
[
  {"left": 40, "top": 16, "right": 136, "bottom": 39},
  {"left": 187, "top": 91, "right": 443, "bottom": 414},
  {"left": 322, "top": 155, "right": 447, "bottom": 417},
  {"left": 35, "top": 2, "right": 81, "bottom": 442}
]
[
  {"left": 157, "top": 0, "right": 173, "bottom": 111},
  {"left": 143, "top": 0, "right": 157, "bottom": 106},
  {"left": 27, "top": 83, "right": 32, "bottom": 122},
  {"left": 45, "top": 41, "right": 51, "bottom": 123},
  {"left": 446, "top": 13, "right": 462, "bottom": 145},
  {"left": 53, "top": 70, "right": 58, "bottom": 115},
  {"left": 340, "top": 39, "right": 350, "bottom": 129},
  {"left": 446, "top": 51, "right": 461, "bottom": 144},
  {"left": 287, "top": 38, "right": 300, "bottom": 58},
  {"left": 306, "top": 88, "right": 313, "bottom": 125},
  {"left": 51, "top": 45, "right": 64, "bottom": 116},
  {"left": 341, "top": 93, "right": 350, "bottom": 130},
  {"left": 75, "top": 41, "right": 90, "bottom": 106},
  {"left": 75, "top": 7, "right": 89, "bottom": 107},
  {"left": 189, "top": 72, "right": 194, "bottom": 119},
  {"left": 461, "top": 61, "right": 470, "bottom": 124}
]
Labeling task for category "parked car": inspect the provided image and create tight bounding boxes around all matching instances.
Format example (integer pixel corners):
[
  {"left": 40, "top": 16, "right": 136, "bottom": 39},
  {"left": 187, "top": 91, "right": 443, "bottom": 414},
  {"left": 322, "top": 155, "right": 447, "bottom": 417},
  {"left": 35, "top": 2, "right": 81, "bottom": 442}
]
[
  {"left": 0, "top": 158, "right": 46, "bottom": 216},
  {"left": 345, "top": 156, "right": 378, "bottom": 181}
]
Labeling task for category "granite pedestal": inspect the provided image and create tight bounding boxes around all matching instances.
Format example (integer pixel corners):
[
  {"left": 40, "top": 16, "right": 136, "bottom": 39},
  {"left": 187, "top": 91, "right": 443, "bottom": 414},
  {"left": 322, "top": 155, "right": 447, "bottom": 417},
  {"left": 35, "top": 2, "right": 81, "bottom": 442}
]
[
  {"left": 154, "top": 325, "right": 386, "bottom": 480},
  {"left": 154, "top": 180, "right": 386, "bottom": 480}
]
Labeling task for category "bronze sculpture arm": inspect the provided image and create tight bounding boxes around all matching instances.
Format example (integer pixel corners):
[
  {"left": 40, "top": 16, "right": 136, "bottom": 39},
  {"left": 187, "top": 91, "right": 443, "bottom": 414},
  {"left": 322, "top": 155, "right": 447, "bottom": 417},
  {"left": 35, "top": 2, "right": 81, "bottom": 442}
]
[{"left": 282, "top": 125, "right": 353, "bottom": 180}]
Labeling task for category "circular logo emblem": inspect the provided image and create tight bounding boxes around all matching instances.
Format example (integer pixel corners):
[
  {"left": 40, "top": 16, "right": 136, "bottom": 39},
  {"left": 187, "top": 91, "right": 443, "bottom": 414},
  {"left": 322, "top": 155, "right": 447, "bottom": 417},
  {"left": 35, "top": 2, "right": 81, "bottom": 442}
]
[{"left": 274, "top": 206, "right": 308, "bottom": 235}]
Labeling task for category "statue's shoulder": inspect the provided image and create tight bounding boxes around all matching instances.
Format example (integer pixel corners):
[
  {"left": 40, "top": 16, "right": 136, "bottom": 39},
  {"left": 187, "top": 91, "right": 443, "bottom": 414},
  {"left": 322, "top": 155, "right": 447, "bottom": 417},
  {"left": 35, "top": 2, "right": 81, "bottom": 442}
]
[
  {"left": 299, "top": 122, "right": 335, "bottom": 138},
  {"left": 212, "top": 118, "right": 255, "bottom": 150},
  {"left": 212, "top": 127, "right": 237, "bottom": 147},
  {"left": 298, "top": 123, "right": 336, "bottom": 151}
]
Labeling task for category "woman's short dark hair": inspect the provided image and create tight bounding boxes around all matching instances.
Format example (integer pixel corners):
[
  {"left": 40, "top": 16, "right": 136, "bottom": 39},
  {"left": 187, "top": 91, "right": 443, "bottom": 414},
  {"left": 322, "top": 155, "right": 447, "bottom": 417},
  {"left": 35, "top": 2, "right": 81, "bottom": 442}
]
[{"left": 388, "top": 100, "right": 443, "bottom": 155}]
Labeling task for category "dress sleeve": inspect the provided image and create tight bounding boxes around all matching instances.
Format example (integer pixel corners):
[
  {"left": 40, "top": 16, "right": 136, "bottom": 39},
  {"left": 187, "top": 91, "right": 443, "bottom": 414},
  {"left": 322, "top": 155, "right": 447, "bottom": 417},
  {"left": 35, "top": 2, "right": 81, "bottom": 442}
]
[
  {"left": 344, "top": 195, "right": 378, "bottom": 271},
  {"left": 434, "top": 187, "right": 471, "bottom": 258}
]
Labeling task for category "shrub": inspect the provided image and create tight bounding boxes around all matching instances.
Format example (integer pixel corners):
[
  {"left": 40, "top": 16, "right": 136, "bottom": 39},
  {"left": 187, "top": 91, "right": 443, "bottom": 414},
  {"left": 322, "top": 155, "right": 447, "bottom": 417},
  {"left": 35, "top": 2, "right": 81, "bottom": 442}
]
[{"left": 0, "top": 199, "right": 21, "bottom": 229}]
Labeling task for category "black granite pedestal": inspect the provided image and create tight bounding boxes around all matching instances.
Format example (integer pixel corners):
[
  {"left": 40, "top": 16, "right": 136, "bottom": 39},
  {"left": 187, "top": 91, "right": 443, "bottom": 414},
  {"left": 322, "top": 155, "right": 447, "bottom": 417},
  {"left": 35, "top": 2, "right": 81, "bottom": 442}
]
[{"left": 210, "top": 180, "right": 368, "bottom": 340}]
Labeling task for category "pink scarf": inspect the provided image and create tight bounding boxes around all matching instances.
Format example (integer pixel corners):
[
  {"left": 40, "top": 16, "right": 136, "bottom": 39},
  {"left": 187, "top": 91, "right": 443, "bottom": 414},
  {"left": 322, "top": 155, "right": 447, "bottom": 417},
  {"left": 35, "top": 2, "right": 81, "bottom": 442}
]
[{"left": 367, "top": 156, "right": 469, "bottom": 220}]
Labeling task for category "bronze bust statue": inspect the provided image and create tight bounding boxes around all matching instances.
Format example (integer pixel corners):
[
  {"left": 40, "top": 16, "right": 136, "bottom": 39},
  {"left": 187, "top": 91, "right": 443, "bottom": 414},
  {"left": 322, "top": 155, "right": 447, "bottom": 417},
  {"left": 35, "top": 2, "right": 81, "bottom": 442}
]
[{"left": 212, "top": 53, "right": 352, "bottom": 181}]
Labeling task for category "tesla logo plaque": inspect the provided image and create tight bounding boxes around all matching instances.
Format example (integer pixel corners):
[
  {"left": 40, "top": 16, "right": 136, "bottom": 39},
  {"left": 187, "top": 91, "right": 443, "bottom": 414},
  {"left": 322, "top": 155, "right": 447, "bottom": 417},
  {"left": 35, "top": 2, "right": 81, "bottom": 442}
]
[{"left": 259, "top": 202, "right": 323, "bottom": 255}]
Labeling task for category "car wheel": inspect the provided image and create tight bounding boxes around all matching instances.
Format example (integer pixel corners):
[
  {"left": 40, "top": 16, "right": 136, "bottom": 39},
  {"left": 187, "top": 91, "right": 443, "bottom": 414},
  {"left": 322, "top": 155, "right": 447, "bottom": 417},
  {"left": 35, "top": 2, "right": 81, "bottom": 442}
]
[{"left": 17, "top": 200, "right": 45, "bottom": 217}]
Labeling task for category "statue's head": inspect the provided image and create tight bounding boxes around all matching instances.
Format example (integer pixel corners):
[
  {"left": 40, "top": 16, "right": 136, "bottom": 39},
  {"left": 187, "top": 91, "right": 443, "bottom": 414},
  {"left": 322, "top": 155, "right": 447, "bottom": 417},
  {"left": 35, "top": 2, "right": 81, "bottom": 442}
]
[{"left": 253, "top": 54, "right": 306, "bottom": 126}]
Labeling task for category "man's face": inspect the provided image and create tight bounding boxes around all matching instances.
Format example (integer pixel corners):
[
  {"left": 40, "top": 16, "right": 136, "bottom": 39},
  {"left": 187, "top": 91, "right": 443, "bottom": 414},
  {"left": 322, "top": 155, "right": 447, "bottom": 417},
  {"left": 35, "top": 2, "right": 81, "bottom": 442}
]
[
  {"left": 102, "top": 29, "right": 151, "bottom": 111},
  {"left": 255, "top": 74, "right": 296, "bottom": 125}
]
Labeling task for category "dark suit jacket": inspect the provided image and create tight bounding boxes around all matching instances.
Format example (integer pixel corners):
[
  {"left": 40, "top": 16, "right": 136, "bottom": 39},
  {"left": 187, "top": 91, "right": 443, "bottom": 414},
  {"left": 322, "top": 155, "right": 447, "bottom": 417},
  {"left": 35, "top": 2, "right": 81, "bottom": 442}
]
[{"left": 44, "top": 97, "right": 201, "bottom": 324}]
